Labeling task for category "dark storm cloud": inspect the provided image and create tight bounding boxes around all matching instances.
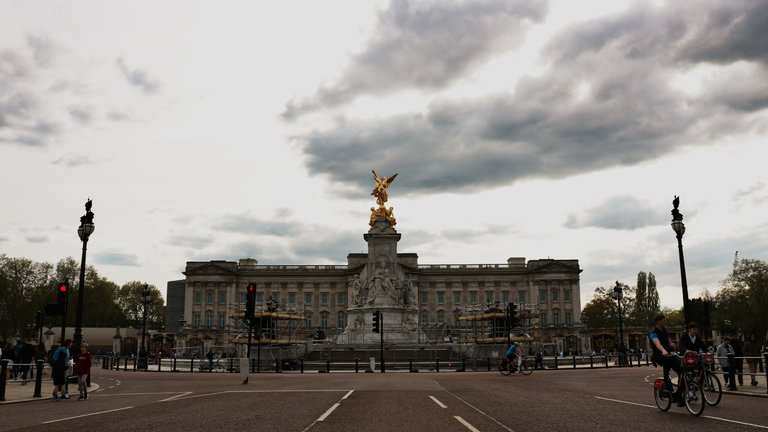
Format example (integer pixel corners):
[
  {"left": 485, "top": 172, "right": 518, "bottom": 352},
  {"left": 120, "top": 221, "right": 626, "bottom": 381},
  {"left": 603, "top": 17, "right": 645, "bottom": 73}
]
[
  {"left": 94, "top": 252, "right": 140, "bottom": 267},
  {"left": 51, "top": 154, "right": 95, "bottom": 167},
  {"left": 564, "top": 196, "right": 663, "bottom": 230},
  {"left": 284, "top": 0, "right": 548, "bottom": 119},
  {"left": 290, "top": 0, "right": 768, "bottom": 194},
  {"left": 116, "top": 57, "right": 160, "bottom": 94}
]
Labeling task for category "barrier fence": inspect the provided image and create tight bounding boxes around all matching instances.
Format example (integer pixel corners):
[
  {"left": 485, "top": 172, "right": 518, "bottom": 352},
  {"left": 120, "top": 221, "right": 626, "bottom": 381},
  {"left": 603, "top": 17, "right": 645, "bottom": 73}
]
[{"left": 3, "top": 354, "right": 767, "bottom": 401}]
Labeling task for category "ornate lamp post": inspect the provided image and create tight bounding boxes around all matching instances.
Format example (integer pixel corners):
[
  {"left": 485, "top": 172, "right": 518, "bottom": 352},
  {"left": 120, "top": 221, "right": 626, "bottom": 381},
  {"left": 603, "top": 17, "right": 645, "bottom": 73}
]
[
  {"left": 612, "top": 281, "right": 626, "bottom": 361},
  {"left": 139, "top": 285, "right": 152, "bottom": 370},
  {"left": 73, "top": 199, "right": 95, "bottom": 355},
  {"left": 670, "top": 196, "right": 691, "bottom": 325}
]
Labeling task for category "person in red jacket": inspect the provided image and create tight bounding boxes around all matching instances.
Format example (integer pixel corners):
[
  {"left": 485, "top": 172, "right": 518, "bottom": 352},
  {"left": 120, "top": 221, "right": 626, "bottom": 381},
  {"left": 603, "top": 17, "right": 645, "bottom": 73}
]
[{"left": 74, "top": 343, "right": 92, "bottom": 401}]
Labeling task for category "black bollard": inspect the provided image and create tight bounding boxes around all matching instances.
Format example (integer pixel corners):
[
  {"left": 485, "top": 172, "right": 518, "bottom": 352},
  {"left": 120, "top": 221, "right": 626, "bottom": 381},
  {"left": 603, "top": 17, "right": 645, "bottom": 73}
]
[
  {"left": 0, "top": 359, "right": 9, "bottom": 401},
  {"left": 435, "top": 358, "right": 440, "bottom": 373},
  {"left": 172, "top": 357, "right": 177, "bottom": 372},
  {"left": 326, "top": 358, "right": 330, "bottom": 373},
  {"left": 190, "top": 357, "right": 194, "bottom": 373},
  {"left": 354, "top": 358, "right": 359, "bottom": 373},
  {"left": 460, "top": 357, "right": 466, "bottom": 372},
  {"left": 573, "top": 355, "right": 577, "bottom": 369},
  {"left": 301, "top": 357, "right": 305, "bottom": 374},
  {"left": 158, "top": 357, "right": 162, "bottom": 372},
  {"left": 229, "top": 357, "right": 234, "bottom": 373},
  {"left": 487, "top": 357, "right": 491, "bottom": 372},
  {"left": 33, "top": 359, "right": 44, "bottom": 398},
  {"left": 554, "top": 356, "right": 558, "bottom": 370},
  {"left": 590, "top": 355, "right": 594, "bottom": 369},
  {"left": 605, "top": 354, "right": 609, "bottom": 368}
]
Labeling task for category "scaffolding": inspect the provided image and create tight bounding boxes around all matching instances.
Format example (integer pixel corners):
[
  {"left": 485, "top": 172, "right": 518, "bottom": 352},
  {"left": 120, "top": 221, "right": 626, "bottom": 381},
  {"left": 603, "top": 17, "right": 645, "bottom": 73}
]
[
  {"left": 453, "top": 304, "right": 536, "bottom": 345},
  {"left": 229, "top": 303, "right": 307, "bottom": 346}
]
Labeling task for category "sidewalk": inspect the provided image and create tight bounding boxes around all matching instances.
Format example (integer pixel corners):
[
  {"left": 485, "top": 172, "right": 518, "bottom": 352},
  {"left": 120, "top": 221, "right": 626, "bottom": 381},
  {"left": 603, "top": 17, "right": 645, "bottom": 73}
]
[
  {"left": 720, "top": 372, "right": 768, "bottom": 398},
  {"left": 1, "top": 377, "right": 100, "bottom": 404}
]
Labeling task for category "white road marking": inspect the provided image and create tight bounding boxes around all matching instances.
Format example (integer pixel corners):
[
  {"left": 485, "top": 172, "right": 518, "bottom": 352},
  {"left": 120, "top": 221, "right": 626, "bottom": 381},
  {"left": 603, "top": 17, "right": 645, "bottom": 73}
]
[
  {"left": 301, "top": 390, "right": 354, "bottom": 432},
  {"left": 317, "top": 403, "right": 340, "bottom": 421},
  {"left": 443, "top": 389, "right": 514, "bottom": 432},
  {"left": 430, "top": 395, "right": 448, "bottom": 408},
  {"left": 159, "top": 392, "right": 193, "bottom": 402},
  {"left": 596, "top": 396, "right": 768, "bottom": 429},
  {"left": 454, "top": 416, "right": 481, "bottom": 432},
  {"left": 42, "top": 406, "right": 134, "bottom": 424}
]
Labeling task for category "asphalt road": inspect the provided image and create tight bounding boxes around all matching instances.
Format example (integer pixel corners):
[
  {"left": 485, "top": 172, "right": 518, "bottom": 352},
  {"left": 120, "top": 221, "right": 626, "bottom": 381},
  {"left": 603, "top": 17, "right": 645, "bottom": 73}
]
[{"left": 2, "top": 367, "right": 766, "bottom": 432}]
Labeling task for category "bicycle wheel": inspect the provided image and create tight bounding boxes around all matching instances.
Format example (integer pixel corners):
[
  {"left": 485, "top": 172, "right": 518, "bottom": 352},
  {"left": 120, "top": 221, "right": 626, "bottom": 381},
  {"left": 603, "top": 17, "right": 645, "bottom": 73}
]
[
  {"left": 684, "top": 381, "right": 705, "bottom": 416},
  {"left": 702, "top": 373, "right": 722, "bottom": 406},
  {"left": 498, "top": 361, "right": 511, "bottom": 376},
  {"left": 520, "top": 360, "right": 533, "bottom": 375},
  {"left": 653, "top": 387, "right": 672, "bottom": 411}
]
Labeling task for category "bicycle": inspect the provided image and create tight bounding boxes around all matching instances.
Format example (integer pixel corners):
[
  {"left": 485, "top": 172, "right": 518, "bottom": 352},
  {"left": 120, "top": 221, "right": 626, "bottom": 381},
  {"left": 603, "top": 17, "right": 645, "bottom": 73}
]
[
  {"left": 694, "top": 352, "right": 722, "bottom": 407},
  {"left": 498, "top": 356, "right": 533, "bottom": 376},
  {"left": 653, "top": 352, "right": 705, "bottom": 416}
]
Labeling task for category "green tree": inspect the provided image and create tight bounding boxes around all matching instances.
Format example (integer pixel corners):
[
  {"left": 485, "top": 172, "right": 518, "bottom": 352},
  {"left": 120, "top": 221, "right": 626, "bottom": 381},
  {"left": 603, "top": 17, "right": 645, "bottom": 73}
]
[
  {"left": 0, "top": 254, "right": 55, "bottom": 341},
  {"left": 115, "top": 282, "right": 165, "bottom": 328},
  {"left": 581, "top": 282, "right": 636, "bottom": 331}
]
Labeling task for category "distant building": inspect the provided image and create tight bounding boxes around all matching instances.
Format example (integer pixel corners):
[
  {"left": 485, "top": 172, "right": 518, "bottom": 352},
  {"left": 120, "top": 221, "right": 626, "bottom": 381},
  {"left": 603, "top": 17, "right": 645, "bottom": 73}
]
[{"left": 170, "top": 254, "right": 583, "bottom": 355}]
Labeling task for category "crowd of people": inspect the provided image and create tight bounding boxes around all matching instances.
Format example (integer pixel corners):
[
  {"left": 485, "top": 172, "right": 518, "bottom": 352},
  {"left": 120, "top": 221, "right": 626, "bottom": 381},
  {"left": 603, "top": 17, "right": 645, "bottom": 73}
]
[{"left": 1, "top": 337, "right": 92, "bottom": 401}]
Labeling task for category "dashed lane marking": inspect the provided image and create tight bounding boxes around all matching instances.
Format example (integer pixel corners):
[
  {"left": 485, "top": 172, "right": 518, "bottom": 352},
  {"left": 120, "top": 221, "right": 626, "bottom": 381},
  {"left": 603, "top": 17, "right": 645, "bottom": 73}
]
[
  {"left": 454, "top": 416, "right": 481, "bottom": 432},
  {"left": 442, "top": 388, "right": 514, "bottom": 432},
  {"left": 429, "top": 395, "right": 448, "bottom": 408},
  {"left": 301, "top": 390, "right": 355, "bottom": 432}
]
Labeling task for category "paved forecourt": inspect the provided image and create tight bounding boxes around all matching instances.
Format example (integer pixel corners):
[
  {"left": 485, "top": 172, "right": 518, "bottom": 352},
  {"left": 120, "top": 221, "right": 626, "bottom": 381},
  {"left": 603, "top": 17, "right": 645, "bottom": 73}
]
[{"left": 1, "top": 366, "right": 767, "bottom": 432}]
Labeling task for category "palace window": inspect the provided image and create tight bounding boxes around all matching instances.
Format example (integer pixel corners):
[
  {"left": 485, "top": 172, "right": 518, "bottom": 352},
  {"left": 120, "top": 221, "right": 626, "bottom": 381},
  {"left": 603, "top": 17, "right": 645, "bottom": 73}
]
[
  {"left": 305, "top": 312, "right": 313, "bottom": 329},
  {"left": 288, "top": 292, "right": 297, "bottom": 304},
  {"left": 194, "top": 292, "right": 201, "bottom": 305},
  {"left": 518, "top": 291, "right": 526, "bottom": 304},
  {"left": 453, "top": 292, "right": 462, "bottom": 304},
  {"left": 540, "top": 313, "right": 547, "bottom": 327},
  {"left": 485, "top": 291, "right": 494, "bottom": 304},
  {"left": 552, "top": 290, "right": 559, "bottom": 302},
  {"left": 256, "top": 292, "right": 264, "bottom": 304},
  {"left": 564, "top": 290, "right": 572, "bottom": 301},
  {"left": 420, "top": 310, "right": 429, "bottom": 325},
  {"left": 218, "top": 313, "right": 226, "bottom": 328},
  {"left": 207, "top": 291, "right": 214, "bottom": 304},
  {"left": 337, "top": 293, "right": 346, "bottom": 306},
  {"left": 305, "top": 292, "right": 313, "bottom": 305},
  {"left": 437, "top": 291, "right": 445, "bottom": 305},
  {"left": 320, "top": 312, "right": 329, "bottom": 329},
  {"left": 437, "top": 310, "right": 445, "bottom": 325},
  {"left": 539, "top": 290, "right": 547, "bottom": 302},
  {"left": 321, "top": 292, "right": 329, "bottom": 305},
  {"left": 337, "top": 311, "right": 346, "bottom": 328},
  {"left": 219, "top": 291, "right": 226, "bottom": 304},
  {"left": 502, "top": 291, "right": 510, "bottom": 303},
  {"left": 205, "top": 312, "right": 213, "bottom": 328},
  {"left": 565, "top": 311, "right": 572, "bottom": 326},
  {"left": 554, "top": 311, "right": 560, "bottom": 326},
  {"left": 193, "top": 313, "right": 201, "bottom": 328},
  {"left": 469, "top": 291, "right": 478, "bottom": 304},
  {"left": 420, "top": 291, "right": 428, "bottom": 304}
]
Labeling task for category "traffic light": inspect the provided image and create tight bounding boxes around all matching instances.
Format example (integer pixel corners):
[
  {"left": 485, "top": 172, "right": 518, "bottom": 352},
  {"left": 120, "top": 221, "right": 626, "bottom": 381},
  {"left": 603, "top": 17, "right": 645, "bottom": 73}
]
[
  {"left": 506, "top": 302, "right": 518, "bottom": 329},
  {"left": 34, "top": 311, "right": 43, "bottom": 330},
  {"left": 56, "top": 281, "right": 70, "bottom": 314},
  {"left": 245, "top": 283, "right": 256, "bottom": 320},
  {"left": 372, "top": 311, "right": 381, "bottom": 333}
]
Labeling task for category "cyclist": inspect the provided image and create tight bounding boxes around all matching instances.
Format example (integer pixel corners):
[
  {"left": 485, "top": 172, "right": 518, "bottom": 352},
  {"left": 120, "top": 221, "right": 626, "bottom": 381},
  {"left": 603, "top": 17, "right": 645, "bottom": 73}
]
[
  {"left": 649, "top": 314, "right": 684, "bottom": 406},
  {"left": 679, "top": 322, "right": 707, "bottom": 354},
  {"left": 505, "top": 342, "right": 520, "bottom": 371}
]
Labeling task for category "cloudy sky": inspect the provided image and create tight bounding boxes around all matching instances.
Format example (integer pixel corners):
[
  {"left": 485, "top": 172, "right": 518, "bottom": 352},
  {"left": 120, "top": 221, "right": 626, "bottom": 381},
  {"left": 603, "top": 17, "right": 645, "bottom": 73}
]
[{"left": 2, "top": 0, "right": 767, "bottom": 310}]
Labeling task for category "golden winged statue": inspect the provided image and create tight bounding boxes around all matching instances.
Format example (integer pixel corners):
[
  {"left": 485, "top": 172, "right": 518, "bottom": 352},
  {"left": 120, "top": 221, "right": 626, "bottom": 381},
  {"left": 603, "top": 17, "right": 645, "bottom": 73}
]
[{"left": 370, "top": 170, "right": 398, "bottom": 227}]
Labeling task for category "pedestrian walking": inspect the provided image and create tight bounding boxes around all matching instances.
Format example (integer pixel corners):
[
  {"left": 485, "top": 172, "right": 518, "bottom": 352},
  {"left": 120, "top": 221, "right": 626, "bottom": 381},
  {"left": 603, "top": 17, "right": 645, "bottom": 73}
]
[
  {"left": 19, "top": 338, "right": 35, "bottom": 384},
  {"left": 51, "top": 340, "right": 72, "bottom": 400},
  {"left": 717, "top": 337, "right": 737, "bottom": 391},
  {"left": 731, "top": 333, "right": 745, "bottom": 386},
  {"left": 206, "top": 349, "right": 215, "bottom": 372},
  {"left": 74, "top": 343, "right": 92, "bottom": 400},
  {"left": 744, "top": 334, "right": 760, "bottom": 386}
]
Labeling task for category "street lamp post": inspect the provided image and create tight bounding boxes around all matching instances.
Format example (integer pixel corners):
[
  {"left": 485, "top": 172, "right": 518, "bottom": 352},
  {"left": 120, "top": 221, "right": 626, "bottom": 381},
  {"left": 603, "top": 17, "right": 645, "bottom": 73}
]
[
  {"left": 139, "top": 285, "right": 152, "bottom": 371},
  {"left": 73, "top": 199, "right": 95, "bottom": 356},
  {"left": 670, "top": 196, "right": 691, "bottom": 325},
  {"left": 612, "top": 281, "right": 626, "bottom": 364}
]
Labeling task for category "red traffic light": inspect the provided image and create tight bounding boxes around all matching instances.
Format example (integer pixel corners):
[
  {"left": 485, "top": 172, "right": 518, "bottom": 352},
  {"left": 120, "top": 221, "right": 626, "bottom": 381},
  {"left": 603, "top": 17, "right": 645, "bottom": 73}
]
[
  {"left": 247, "top": 283, "right": 255, "bottom": 293},
  {"left": 58, "top": 284, "right": 68, "bottom": 293}
]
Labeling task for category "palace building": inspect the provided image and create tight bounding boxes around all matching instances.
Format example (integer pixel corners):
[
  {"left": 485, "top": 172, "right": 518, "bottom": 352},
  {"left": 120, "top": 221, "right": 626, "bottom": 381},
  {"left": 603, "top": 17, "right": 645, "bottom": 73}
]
[{"left": 165, "top": 172, "right": 584, "bottom": 355}]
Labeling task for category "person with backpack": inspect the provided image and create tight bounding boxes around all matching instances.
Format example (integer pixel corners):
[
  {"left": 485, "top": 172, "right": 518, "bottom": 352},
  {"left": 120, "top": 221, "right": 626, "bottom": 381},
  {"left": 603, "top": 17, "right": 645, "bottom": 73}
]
[{"left": 51, "top": 339, "right": 72, "bottom": 400}]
